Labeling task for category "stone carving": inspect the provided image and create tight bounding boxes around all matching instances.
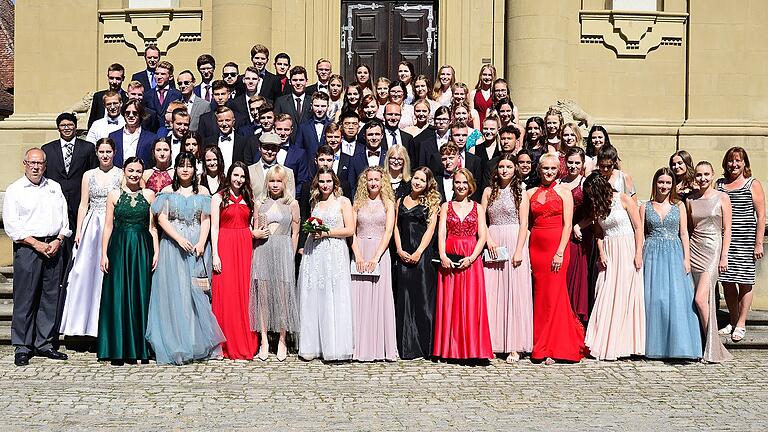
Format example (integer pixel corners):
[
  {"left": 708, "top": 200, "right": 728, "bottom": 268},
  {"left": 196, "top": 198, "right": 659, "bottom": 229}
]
[
  {"left": 549, "top": 99, "right": 594, "bottom": 138},
  {"left": 580, "top": 10, "right": 687, "bottom": 58},
  {"left": 67, "top": 92, "right": 94, "bottom": 128},
  {"left": 99, "top": 8, "right": 202, "bottom": 55}
]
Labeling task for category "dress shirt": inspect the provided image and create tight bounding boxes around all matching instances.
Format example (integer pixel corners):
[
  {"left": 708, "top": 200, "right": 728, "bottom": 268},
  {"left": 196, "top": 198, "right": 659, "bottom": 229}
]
[
  {"left": 122, "top": 127, "right": 141, "bottom": 159},
  {"left": 293, "top": 94, "right": 307, "bottom": 118},
  {"left": 169, "top": 135, "right": 183, "bottom": 161},
  {"left": 316, "top": 82, "right": 329, "bottom": 94},
  {"left": 3, "top": 176, "right": 72, "bottom": 241},
  {"left": 276, "top": 144, "right": 289, "bottom": 166},
  {"left": 332, "top": 150, "right": 341, "bottom": 173},
  {"left": 200, "top": 82, "right": 212, "bottom": 101},
  {"left": 59, "top": 138, "right": 76, "bottom": 156},
  {"left": 218, "top": 133, "right": 235, "bottom": 169},
  {"left": 86, "top": 116, "right": 125, "bottom": 144},
  {"left": 147, "top": 69, "right": 156, "bottom": 89},
  {"left": 314, "top": 119, "right": 325, "bottom": 142},
  {"left": 184, "top": 94, "right": 197, "bottom": 112},
  {"left": 436, "top": 130, "right": 451, "bottom": 149},
  {"left": 442, "top": 175, "right": 454, "bottom": 201},
  {"left": 385, "top": 128, "right": 400, "bottom": 147},
  {"left": 342, "top": 138, "right": 357, "bottom": 156},
  {"left": 366, "top": 147, "right": 381, "bottom": 167}
]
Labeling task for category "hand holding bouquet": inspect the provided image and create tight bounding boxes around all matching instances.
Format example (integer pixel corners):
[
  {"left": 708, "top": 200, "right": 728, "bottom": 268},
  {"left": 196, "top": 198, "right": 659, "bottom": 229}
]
[{"left": 302, "top": 216, "right": 330, "bottom": 239}]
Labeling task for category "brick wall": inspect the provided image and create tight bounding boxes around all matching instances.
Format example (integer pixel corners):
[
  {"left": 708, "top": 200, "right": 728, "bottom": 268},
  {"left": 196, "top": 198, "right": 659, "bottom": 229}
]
[{"left": 0, "top": 0, "right": 13, "bottom": 114}]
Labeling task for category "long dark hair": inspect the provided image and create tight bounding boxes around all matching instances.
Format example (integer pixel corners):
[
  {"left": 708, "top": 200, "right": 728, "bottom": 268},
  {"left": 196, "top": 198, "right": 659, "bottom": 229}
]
[
  {"left": 219, "top": 161, "right": 254, "bottom": 216},
  {"left": 310, "top": 166, "right": 342, "bottom": 207},
  {"left": 583, "top": 171, "right": 615, "bottom": 222},
  {"left": 200, "top": 145, "right": 225, "bottom": 193},
  {"left": 341, "top": 82, "right": 363, "bottom": 114},
  {"left": 586, "top": 125, "right": 612, "bottom": 157},
  {"left": 182, "top": 131, "right": 205, "bottom": 161},
  {"left": 171, "top": 152, "right": 199, "bottom": 194},
  {"left": 523, "top": 116, "right": 546, "bottom": 150},
  {"left": 150, "top": 137, "right": 171, "bottom": 168},
  {"left": 651, "top": 167, "right": 680, "bottom": 204},
  {"left": 489, "top": 153, "right": 522, "bottom": 209}
]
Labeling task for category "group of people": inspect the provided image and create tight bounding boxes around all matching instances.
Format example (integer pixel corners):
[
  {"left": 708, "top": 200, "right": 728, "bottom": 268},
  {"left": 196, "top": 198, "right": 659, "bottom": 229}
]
[{"left": 4, "top": 44, "right": 765, "bottom": 367}]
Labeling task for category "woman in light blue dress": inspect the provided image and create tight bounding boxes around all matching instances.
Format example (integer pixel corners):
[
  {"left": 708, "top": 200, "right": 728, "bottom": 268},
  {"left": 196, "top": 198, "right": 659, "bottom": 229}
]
[
  {"left": 641, "top": 167, "right": 702, "bottom": 360},
  {"left": 145, "top": 152, "right": 225, "bottom": 365}
]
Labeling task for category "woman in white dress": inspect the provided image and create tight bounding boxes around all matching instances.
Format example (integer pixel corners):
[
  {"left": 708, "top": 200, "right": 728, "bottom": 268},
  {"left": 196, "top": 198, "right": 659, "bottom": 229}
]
[
  {"left": 60, "top": 138, "right": 122, "bottom": 337},
  {"left": 298, "top": 167, "right": 356, "bottom": 361}
]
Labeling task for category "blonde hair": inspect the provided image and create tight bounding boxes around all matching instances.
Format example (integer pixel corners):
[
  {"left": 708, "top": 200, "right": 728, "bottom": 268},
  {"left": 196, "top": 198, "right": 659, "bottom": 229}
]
[
  {"left": 385, "top": 145, "right": 411, "bottom": 182},
  {"left": 353, "top": 166, "right": 395, "bottom": 211},
  {"left": 452, "top": 168, "right": 477, "bottom": 197},
  {"left": 413, "top": 167, "right": 442, "bottom": 217},
  {"left": 263, "top": 165, "right": 294, "bottom": 204},
  {"left": 310, "top": 167, "right": 342, "bottom": 207}
]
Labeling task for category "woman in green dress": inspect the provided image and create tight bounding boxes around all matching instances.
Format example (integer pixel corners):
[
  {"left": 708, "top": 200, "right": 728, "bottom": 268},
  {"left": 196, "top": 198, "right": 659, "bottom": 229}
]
[{"left": 97, "top": 157, "right": 159, "bottom": 364}]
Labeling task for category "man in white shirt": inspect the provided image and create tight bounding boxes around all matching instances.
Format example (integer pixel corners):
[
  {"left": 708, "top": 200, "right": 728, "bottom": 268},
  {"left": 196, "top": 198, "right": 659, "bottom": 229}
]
[
  {"left": 86, "top": 91, "right": 125, "bottom": 144},
  {"left": 3, "top": 148, "right": 72, "bottom": 366},
  {"left": 339, "top": 111, "right": 361, "bottom": 156},
  {"left": 203, "top": 106, "right": 250, "bottom": 172},
  {"left": 165, "top": 108, "right": 191, "bottom": 162}
]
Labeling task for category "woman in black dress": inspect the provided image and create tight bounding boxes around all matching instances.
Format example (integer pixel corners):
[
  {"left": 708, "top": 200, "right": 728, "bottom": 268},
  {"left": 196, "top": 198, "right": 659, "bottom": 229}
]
[{"left": 393, "top": 167, "right": 441, "bottom": 359}]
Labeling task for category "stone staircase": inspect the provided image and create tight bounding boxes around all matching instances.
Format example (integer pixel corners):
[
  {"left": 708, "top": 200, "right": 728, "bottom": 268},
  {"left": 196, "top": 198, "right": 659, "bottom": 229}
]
[{"left": 0, "top": 266, "right": 767, "bottom": 350}]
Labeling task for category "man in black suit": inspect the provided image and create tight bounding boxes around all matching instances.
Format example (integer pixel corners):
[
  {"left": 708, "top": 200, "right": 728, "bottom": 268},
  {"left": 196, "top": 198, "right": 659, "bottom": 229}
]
[
  {"left": 435, "top": 141, "right": 461, "bottom": 202},
  {"left": 221, "top": 62, "right": 241, "bottom": 98},
  {"left": 273, "top": 114, "right": 310, "bottom": 197},
  {"left": 273, "top": 52, "right": 293, "bottom": 97},
  {"left": 382, "top": 102, "right": 413, "bottom": 156},
  {"left": 242, "top": 102, "right": 274, "bottom": 164},
  {"left": 203, "top": 106, "right": 252, "bottom": 172},
  {"left": 349, "top": 119, "right": 388, "bottom": 189},
  {"left": 294, "top": 91, "right": 329, "bottom": 159},
  {"left": 274, "top": 66, "right": 312, "bottom": 127},
  {"left": 449, "top": 122, "right": 485, "bottom": 198},
  {"left": 486, "top": 125, "right": 521, "bottom": 186},
  {"left": 415, "top": 106, "right": 453, "bottom": 175},
  {"left": 194, "top": 54, "right": 216, "bottom": 102},
  {"left": 198, "top": 80, "right": 248, "bottom": 139},
  {"left": 305, "top": 58, "right": 333, "bottom": 96},
  {"left": 238, "top": 96, "right": 268, "bottom": 138},
  {"left": 88, "top": 63, "right": 128, "bottom": 128},
  {"left": 231, "top": 66, "right": 270, "bottom": 118},
  {"left": 249, "top": 44, "right": 280, "bottom": 102},
  {"left": 145, "top": 61, "right": 182, "bottom": 127},
  {"left": 126, "top": 80, "right": 160, "bottom": 133}
]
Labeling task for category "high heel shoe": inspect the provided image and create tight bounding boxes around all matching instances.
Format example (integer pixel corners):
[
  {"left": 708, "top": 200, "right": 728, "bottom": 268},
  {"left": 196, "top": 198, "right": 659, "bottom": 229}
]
[
  {"left": 277, "top": 343, "right": 287, "bottom": 362},
  {"left": 257, "top": 344, "right": 269, "bottom": 361}
]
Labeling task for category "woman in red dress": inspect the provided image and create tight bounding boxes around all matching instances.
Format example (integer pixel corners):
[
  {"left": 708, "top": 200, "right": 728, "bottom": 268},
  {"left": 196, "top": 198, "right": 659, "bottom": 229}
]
[
  {"left": 433, "top": 168, "right": 493, "bottom": 361},
  {"left": 527, "top": 153, "right": 587, "bottom": 364},
  {"left": 471, "top": 64, "right": 496, "bottom": 125},
  {"left": 210, "top": 161, "right": 258, "bottom": 360}
]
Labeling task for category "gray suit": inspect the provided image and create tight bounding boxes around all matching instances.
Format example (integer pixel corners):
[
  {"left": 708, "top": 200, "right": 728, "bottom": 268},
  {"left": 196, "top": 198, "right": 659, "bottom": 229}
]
[
  {"left": 248, "top": 161, "right": 296, "bottom": 202},
  {"left": 187, "top": 96, "right": 211, "bottom": 132}
]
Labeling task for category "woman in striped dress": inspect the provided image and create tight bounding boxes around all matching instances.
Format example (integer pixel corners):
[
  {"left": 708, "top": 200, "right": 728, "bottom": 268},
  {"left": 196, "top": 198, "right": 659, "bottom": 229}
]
[{"left": 716, "top": 147, "right": 766, "bottom": 342}]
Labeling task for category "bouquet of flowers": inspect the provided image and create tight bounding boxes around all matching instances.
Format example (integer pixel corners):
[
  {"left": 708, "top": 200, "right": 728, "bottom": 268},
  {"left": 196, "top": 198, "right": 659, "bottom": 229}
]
[{"left": 302, "top": 216, "right": 330, "bottom": 234}]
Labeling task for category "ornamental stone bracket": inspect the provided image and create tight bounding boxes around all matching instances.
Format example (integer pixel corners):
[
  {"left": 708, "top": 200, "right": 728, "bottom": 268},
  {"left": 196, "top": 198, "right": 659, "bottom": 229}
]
[
  {"left": 579, "top": 10, "right": 688, "bottom": 58},
  {"left": 98, "top": 7, "right": 203, "bottom": 55}
]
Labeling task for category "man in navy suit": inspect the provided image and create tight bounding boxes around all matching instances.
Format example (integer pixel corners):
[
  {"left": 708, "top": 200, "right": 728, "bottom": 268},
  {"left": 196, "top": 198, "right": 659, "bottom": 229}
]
[
  {"left": 145, "top": 61, "right": 182, "bottom": 127},
  {"left": 194, "top": 54, "right": 216, "bottom": 102},
  {"left": 197, "top": 80, "right": 247, "bottom": 139},
  {"left": 126, "top": 80, "right": 160, "bottom": 133},
  {"left": 249, "top": 44, "right": 280, "bottom": 102},
  {"left": 131, "top": 46, "right": 175, "bottom": 99},
  {"left": 349, "top": 119, "right": 388, "bottom": 191},
  {"left": 382, "top": 102, "right": 414, "bottom": 157},
  {"left": 274, "top": 66, "right": 312, "bottom": 127},
  {"left": 294, "top": 91, "right": 329, "bottom": 159},
  {"left": 108, "top": 100, "right": 156, "bottom": 168},
  {"left": 273, "top": 114, "right": 310, "bottom": 197},
  {"left": 237, "top": 96, "right": 268, "bottom": 138},
  {"left": 88, "top": 63, "right": 128, "bottom": 128}
]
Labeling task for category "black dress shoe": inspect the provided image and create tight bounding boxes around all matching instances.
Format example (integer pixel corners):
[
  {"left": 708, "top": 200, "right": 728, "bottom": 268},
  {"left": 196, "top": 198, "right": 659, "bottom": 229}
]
[
  {"left": 14, "top": 353, "right": 30, "bottom": 366},
  {"left": 35, "top": 349, "right": 69, "bottom": 360}
]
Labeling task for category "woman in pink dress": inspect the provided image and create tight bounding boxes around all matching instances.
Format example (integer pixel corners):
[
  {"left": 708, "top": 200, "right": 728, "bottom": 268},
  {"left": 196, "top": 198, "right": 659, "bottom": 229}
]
[
  {"left": 142, "top": 138, "right": 173, "bottom": 193},
  {"left": 481, "top": 154, "right": 532, "bottom": 362},
  {"left": 434, "top": 169, "right": 493, "bottom": 361},
  {"left": 350, "top": 166, "right": 398, "bottom": 361},
  {"left": 210, "top": 161, "right": 259, "bottom": 360}
]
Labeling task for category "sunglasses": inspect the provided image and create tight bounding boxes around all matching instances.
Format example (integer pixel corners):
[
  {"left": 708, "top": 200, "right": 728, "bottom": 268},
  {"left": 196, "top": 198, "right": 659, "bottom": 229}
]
[
  {"left": 178, "top": 80, "right": 193, "bottom": 86},
  {"left": 223, "top": 72, "right": 238, "bottom": 78}
]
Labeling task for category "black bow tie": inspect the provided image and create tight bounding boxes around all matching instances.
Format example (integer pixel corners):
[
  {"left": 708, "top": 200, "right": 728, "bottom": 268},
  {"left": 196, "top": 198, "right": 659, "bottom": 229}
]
[
  {"left": 368, "top": 150, "right": 380, "bottom": 158},
  {"left": 220, "top": 135, "right": 232, "bottom": 142},
  {"left": 314, "top": 119, "right": 326, "bottom": 125},
  {"left": 443, "top": 172, "right": 453, "bottom": 180},
  {"left": 263, "top": 162, "right": 276, "bottom": 169},
  {"left": 107, "top": 119, "right": 119, "bottom": 125},
  {"left": 280, "top": 145, "right": 290, "bottom": 152}
]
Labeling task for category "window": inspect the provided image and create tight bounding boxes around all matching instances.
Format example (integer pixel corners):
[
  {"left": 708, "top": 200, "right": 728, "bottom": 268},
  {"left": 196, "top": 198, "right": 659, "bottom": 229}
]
[
  {"left": 611, "top": 0, "right": 658, "bottom": 11},
  {"left": 128, "top": 0, "right": 179, "bottom": 8}
]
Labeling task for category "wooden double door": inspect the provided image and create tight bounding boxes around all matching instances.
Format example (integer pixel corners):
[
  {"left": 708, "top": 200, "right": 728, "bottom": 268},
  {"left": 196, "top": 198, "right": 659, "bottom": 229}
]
[{"left": 341, "top": 1, "right": 438, "bottom": 85}]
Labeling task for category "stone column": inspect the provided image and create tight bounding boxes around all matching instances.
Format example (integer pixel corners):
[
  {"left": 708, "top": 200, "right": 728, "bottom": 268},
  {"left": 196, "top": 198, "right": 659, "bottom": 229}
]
[
  {"left": 503, "top": 0, "right": 574, "bottom": 115},
  {"left": 211, "top": 0, "right": 272, "bottom": 66}
]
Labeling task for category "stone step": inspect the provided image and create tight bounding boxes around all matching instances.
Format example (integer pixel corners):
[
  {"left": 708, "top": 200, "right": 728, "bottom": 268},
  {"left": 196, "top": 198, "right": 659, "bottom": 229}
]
[
  {"left": 0, "top": 302, "right": 12, "bottom": 321},
  {"left": 0, "top": 282, "right": 12, "bottom": 298},
  {"left": 723, "top": 327, "right": 768, "bottom": 350},
  {"left": 0, "top": 323, "right": 8, "bottom": 343}
]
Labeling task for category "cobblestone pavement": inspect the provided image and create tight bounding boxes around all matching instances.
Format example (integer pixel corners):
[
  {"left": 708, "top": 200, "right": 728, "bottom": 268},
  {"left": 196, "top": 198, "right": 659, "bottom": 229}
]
[{"left": 0, "top": 346, "right": 766, "bottom": 431}]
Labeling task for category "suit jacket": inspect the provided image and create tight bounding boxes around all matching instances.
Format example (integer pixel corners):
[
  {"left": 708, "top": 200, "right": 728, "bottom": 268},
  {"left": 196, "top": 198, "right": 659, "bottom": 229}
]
[
  {"left": 194, "top": 81, "right": 213, "bottom": 99},
  {"left": 348, "top": 143, "right": 389, "bottom": 192},
  {"left": 242, "top": 132, "right": 262, "bottom": 165},
  {"left": 88, "top": 89, "right": 128, "bottom": 128},
  {"left": 414, "top": 127, "right": 442, "bottom": 177},
  {"left": 146, "top": 86, "right": 183, "bottom": 126},
  {"left": 131, "top": 70, "right": 154, "bottom": 98},
  {"left": 247, "top": 70, "right": 280, "bottom": 103},
  {"left": 197, "top": 109, "right": 248, "bottom": 140},
  {"left": 247, "top": 161, "right": 296, "bottom": 201},
  {"left": 229, "top": 93, "right": 253, "bottom": 118},
  {"left": 274, "top": 93, "right": 313, "bottom": 125},
  {"left": 305, "top": 82, "right": 330, "bottom": 98},
  {"left": 108, "top": 128, "right": 156, "bottom": 168},
  {"left": 204, "top": 134, "right": 252, "bottom": 170},
  {"left": 41, "top": 138, "right": 98, "bottom": 228},
  {"left": 384, "top": 127, "right": 414, "bottom": 162},
  {"left": 140, "top": 105, "right": 161, "bottom": 134},
  {"left": 294, "top": 118, "right": 327, "bottom": 159},
  {"left": 281, "top": 145, "right": 310, "bottom": 197},
  {"left": 463, "top": 152, "right": 485, "bottom": 202},
  {"left": 187, "top": 96, "right": 211, "bottom": 131}
]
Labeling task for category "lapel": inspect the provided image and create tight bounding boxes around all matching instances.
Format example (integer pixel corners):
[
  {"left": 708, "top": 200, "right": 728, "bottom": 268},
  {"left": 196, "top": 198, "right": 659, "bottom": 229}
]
[
  {"left": 113, "top": 133, "right": 125, "bottom": 167},
  {"left": 48, "top": 139, "right": 67, "bottom": 177}
]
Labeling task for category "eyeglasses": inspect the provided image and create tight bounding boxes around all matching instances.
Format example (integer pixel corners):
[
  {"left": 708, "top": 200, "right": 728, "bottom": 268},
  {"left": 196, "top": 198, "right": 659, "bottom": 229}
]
[
  {"left": 223, "top": 72, "right": 238, "bottom": 78},
  {"left": 434, "top": 117, "right": 450, "bottom": 123},
  {"left": 58, "top": 123, "right": 76, "bottom": 129},
  {"left": 389, "top": 158, "right": 404, "bottom": 163},
  {"left": 24, "top": 160, "right": 45, "bottom": 166}
]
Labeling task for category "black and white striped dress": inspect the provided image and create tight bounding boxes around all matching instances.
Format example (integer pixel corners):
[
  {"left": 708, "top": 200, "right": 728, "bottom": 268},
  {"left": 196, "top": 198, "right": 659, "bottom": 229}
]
[{"left": 716, "top": 178, "right": 757, "bottom": 284}]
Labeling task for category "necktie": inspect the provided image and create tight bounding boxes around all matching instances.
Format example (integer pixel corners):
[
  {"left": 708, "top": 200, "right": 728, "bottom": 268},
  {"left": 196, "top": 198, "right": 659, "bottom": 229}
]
[
  {"left": 63, "top": 142, "right": 73, "bottom": 173},
  {"left": 390, "top": 129, "right": 398, "bottom": 146},
  {"left": 334, "top": 153, "right": 340, "bottom": 161},
  {"left": 220, "top": 135, "right": 232, "bottom": 142},
  {"left": 158, "top": 88, "right": 166, "bottom": 105},
  {"left": 204, "top": 85, "right": 211, "bottom": 102},
  {"left": 368, "top": 149, "right": 380, "bottom": 158},
  {"left": 295, "top": 97, "right": 302, "bottom": 121},
  {"left": 149, "top": 70, "right": 156, "bottom": 89},
  {"left": 457, "top": 154, "right": 463, "bottom": 169},
  {"left": 107, "top": 118, "right": 119, "bottom": 125}
]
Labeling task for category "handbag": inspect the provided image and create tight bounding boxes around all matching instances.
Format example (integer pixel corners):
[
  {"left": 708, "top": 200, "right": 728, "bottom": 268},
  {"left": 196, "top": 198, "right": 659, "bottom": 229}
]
[
  {"left": 192, "top": 255, "right": 211, "bottom": 293},
  {"left": 483, "top": 246, "right": 509, "bottom": 263},
  {"left": 350, "top": 260, "right": 381, "bottom": 277}
]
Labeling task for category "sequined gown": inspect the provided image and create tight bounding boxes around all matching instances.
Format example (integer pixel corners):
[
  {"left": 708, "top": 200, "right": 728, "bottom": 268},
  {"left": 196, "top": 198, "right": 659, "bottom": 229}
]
[
  {"left": 529, "top": 183, "right": 586, "bottom": 362},
  {"left": 60, "top": 167, "right": 122, "bottom": 337},
  {"left": 433, "top": 202, "right": 493, "bottom": 360},
  {"left": 585, "top": 193, "right": 645, "bottom": 360},
  {"left": 97, "top": 190, "right": 154, "bottom": 361},
  {"left": 643, "top": 204, "right": 702, "bottom": 359},
  {"left": 145, "top": 168, "right": 173, "bottom": 194},
  {"left": 483, "top": 187, "right": 532, "bottom": 353},
  {"left": 689, "top": 193, "right": 733, "bottom": 362},
  {"left": 351, "top": 199, "right": 398, "bottom": 361},
  {"left": 298, "top": 199, "right": 354, "bottom": 360}
]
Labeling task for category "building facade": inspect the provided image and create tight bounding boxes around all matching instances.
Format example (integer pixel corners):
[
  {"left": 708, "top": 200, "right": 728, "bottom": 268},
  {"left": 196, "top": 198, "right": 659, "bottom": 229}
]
[{"left": 0, "top": 0, "right": 766, "bottom": 300}]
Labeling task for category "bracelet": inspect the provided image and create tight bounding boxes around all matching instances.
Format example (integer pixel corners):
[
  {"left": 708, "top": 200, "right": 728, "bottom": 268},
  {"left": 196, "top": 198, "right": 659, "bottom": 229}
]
[{"left": 554, "top": 252, "right": 563, "bottom": 257}]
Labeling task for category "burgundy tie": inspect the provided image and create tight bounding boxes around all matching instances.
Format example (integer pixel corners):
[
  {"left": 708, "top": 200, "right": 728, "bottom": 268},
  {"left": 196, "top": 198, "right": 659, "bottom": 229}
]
[
  {"left": 204, "top": 85, "right": 211, "bottom": 102},
  {"left": 158, "top": 88, "right": 166, "bottom": 105}
]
